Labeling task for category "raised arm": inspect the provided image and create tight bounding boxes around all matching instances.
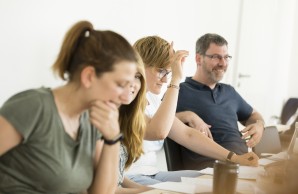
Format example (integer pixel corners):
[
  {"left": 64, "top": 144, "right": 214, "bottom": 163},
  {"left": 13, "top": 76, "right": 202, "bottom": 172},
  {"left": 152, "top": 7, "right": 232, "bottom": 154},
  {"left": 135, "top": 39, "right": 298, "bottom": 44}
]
[
  {"left": 0, "top": 116, "right": 22, "bottom": 157},
  {"left": 168, "top": 117, "right": 259, "bottom": 166},
  {"left": 144, "top": 86, "right": 180, "bottom": 140},
  {"left": 144, "top": 49, "right": 188, "bottom": 140}
]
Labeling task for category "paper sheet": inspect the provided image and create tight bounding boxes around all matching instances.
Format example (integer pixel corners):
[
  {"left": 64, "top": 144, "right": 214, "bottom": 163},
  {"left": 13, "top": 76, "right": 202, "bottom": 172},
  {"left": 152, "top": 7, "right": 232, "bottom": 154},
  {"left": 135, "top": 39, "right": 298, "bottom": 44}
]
[
  {"left": 149, "top": 181, "right": 211, "bottom": 194},
  {"left": 259, "top": 158, "right": 278, "bottom": 166},
  {"left": 181, "top": 177, "right": 256, "bottom": 193},
  {"left": 199, "top": 166, "right": 264, "bottom": 180}
]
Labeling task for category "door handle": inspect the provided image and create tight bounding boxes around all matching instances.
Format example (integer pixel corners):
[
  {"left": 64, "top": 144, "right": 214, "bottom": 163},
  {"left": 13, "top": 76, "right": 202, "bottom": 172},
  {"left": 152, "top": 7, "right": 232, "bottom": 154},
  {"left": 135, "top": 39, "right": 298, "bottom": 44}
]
[{"left": 238, "top": 73, "right": 251, "bottom": 78}]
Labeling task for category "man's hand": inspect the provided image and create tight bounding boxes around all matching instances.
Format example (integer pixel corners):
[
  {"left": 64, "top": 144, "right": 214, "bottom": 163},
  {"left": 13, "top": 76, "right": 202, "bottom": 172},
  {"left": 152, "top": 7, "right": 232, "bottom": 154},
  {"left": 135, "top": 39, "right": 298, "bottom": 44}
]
[{"left": 241, "top": 120, "right": 264, "bottom": 148}]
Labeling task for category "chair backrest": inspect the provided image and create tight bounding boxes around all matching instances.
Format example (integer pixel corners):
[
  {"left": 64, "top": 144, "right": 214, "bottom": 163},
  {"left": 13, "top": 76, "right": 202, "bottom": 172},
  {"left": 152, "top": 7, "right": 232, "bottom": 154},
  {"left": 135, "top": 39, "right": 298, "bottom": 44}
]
[
  {"left": 253, "top": 126, "right": 282, "bottom": 156},
  {"left": 280, "top": 98, "right": 298, "bottom": 125},
  {"left": 163, "top": 137, "right": 185, "bottom": 171}
]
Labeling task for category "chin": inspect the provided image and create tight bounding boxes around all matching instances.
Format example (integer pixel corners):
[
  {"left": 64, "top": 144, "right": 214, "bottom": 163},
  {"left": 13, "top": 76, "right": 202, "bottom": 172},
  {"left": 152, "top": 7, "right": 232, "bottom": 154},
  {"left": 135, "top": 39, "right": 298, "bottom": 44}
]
[
  {"left": 121, "top": 100, "right": 131, "bottom": 106},
  {"left": 151, "top": 89, "right": 161, "bottom": 95}
]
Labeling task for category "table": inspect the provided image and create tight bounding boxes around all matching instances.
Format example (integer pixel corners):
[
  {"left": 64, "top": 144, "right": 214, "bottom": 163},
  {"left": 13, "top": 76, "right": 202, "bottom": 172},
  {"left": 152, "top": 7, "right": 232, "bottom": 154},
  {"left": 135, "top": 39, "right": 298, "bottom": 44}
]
[{"left": 140, "top": 174, "right": 257, "bottom": 194}]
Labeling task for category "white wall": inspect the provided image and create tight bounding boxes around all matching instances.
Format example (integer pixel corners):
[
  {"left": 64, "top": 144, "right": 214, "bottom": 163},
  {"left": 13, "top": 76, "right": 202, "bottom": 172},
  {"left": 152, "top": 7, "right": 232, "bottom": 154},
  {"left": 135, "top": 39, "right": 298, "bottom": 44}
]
[
  {"left": 288, "top": 0, "right": 298, "bottom": 98},
  {"left": 233, "top": 0, "right": 298, "bottom": 123},
  {"left": 0, "top": 0, "right": 297, "bottom": 123}
]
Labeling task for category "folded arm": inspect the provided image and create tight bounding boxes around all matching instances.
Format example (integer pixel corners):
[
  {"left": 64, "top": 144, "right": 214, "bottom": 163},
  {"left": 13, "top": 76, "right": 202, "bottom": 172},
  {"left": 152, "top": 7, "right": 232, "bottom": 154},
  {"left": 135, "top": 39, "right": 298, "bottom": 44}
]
[
  {"left": 176, "top": 111, "right": 213, "bottom": 139},
  {"left": 168, "top": 117, "right": 259, "bottom": 166}
]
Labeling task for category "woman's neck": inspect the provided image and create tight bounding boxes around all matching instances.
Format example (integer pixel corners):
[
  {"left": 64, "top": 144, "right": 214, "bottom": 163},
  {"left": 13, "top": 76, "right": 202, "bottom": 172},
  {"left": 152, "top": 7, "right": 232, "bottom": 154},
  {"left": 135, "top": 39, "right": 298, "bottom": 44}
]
[
  {"left": 52, "top": 83, "right": 85, "bottom": 118},
  {"left": 52, "top": 84, "right": 84, "bottom": 140}
]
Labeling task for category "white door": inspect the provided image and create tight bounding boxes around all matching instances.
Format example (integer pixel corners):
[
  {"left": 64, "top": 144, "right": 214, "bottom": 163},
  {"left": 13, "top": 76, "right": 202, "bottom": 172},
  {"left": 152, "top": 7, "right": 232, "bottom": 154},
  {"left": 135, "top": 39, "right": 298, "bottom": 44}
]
[{"left": 231, "top": 0, "right": 296, "bottom": 123}]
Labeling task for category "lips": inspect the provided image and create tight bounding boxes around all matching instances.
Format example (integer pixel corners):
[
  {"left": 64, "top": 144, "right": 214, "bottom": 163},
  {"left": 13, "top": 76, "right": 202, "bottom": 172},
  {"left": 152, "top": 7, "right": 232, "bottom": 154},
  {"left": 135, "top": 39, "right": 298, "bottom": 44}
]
[{"left": 213, "top": 68, "right": 226, "bottom": 74}]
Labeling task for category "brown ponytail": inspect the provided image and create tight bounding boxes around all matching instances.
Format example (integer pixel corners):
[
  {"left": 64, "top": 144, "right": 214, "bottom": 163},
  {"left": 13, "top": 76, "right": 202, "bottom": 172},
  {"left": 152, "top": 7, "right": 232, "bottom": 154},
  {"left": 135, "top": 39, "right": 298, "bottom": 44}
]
[{"left": 52, "top": 20, "right": 137, "bottom": 81}]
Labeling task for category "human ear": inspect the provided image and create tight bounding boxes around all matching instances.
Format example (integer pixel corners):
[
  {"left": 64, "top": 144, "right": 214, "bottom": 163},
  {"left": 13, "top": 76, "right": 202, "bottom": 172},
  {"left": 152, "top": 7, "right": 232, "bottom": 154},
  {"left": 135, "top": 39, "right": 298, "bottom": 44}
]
[
  {"left": 80, "top": 66, "right": 96, "bottom": 88},
  {"left": 195, "top": 53, "right": 202, "bottom": 66}
]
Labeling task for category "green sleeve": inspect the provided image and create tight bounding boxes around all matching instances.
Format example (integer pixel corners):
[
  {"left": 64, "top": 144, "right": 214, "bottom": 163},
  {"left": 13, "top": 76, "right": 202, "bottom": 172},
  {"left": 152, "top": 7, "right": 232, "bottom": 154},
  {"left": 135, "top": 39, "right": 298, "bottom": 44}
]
[{"left": 0, "top": 90, "right": 44, "bottom": 143}]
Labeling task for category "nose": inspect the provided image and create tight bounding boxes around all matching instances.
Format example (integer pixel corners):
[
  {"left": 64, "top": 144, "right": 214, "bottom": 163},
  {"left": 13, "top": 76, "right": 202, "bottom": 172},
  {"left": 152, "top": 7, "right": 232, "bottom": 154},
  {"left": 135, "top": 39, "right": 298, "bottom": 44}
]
[
  {"left": 160, "top": 75, "right": 169, "bottom": 83},
  {"left": 218, "top": 58, "right": 228, "bottom": 67},
  {"left": 123, "top": 86, "right": 130, "bottom": 98},
  {"left": 120, "top": 82, "right": 134, "bottom": 103}
]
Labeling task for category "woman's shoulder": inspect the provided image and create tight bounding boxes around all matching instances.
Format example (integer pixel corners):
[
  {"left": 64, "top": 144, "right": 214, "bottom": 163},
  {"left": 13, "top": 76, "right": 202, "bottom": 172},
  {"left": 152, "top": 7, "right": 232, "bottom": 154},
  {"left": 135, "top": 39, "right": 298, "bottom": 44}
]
[
  {"left": 5, "top": 87, "right": 52, "bottom": 102},
  {"left": 1, "top": 87, "right": 53, "bottom": 109}
]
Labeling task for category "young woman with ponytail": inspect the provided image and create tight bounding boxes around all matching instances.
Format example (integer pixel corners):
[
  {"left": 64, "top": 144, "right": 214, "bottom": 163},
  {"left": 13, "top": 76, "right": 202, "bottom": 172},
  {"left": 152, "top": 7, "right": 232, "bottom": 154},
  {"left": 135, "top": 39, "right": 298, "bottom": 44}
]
[{"left": 0, "top": 20, "right": 137, "bottom": 194}]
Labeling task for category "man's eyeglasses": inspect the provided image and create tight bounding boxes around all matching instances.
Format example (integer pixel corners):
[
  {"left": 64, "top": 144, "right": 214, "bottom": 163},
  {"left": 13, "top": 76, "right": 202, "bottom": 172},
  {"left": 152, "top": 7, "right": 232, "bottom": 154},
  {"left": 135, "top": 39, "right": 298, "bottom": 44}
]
[
  {"left": 158, "top": 68, "right": 172, "bottom": 80},
  {"left": 204, "top": 54, "right": 232, "bottom": 62}
]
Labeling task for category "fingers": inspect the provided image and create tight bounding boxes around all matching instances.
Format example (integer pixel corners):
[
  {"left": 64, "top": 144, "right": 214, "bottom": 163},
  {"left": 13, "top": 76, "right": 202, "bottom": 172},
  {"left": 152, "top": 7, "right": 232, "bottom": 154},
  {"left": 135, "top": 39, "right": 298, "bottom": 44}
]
[
  {"left": 241, "top": 126, "right": 254, "bottom": 139},
  {"left": 247, "top": 138, "right": 255, "bottom": 148},
  {"left": 242, "top": 126, "right": 261, "bottom": 148},
  {"left": 170, "top": 41, "right": 174, "bottom": 51},
  {"left": 242, "top": 126, "right": 258, "bottom": 147},
  {"left": 89, "top": 100, "right": 120, "bottom": 138},
  {"left": 171, "top": 50, "right": 189, "bottom": 69},
  {"left": 174, "top": 50, "right": 189, "bottom": 62},
  {"left": 207, "top": 129, "right": 213, "bottom": 140},
  {"left": 199, "top": 126, "right": 212, "bottom": 139},
  {"left": 200, "top": 127, "right": 213, "bottom": 139},
  {"left": 246, "top": 136, "right": 260, "bottom": 148},
  {"left": 170, "top": 48, "right": 189, "bottom": 82},
  {"left": 237, "top": 152, "right": 259, "bottom": 166}
]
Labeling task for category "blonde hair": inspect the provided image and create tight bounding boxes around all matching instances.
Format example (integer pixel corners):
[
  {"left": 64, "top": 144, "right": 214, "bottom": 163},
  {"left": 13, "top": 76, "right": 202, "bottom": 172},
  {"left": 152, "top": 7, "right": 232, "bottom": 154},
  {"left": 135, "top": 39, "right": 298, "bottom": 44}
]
[
  {"left": 133, "top": 36, "right": 171, "bottom": 69},
  {"left": 52, "top": 20, "right": 137, "bottom": 81},
  {"left": 119, "top": 52, "right": 147, "bottom": 168}
]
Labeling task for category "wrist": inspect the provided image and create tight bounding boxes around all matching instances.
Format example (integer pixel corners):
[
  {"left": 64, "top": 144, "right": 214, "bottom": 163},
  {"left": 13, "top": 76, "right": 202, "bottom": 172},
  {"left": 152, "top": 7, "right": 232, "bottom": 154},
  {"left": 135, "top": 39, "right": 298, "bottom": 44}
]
[
  {"left": 169, "top": 78, "right": 181, "bottom": 86},
  {"left": 167, "top": 83, "right": 180, "bottom": 89},
  {"left": 256, "top": 120, "right": 265, "bottom": 130},
  {"left": 226, "top": 151, "right": 237, "bottom": 163},
  {"left": 101, "top": 133, "right": 123, "bottom": 145}
]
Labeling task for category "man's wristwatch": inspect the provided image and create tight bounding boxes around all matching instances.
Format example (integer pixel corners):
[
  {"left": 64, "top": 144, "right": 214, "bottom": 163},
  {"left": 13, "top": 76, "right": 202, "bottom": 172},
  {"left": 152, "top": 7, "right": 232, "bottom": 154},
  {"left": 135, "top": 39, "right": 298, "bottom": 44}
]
[{"left": 101, "top": 133, "right": 124, "bottom": 145}]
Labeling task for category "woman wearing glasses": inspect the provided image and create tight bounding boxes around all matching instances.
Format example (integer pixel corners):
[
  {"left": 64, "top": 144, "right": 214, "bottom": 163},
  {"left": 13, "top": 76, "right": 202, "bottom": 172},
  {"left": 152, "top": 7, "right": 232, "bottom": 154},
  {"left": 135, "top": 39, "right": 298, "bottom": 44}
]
[{"left": 124, "top": 36, "right": 259, "bottom": 185}]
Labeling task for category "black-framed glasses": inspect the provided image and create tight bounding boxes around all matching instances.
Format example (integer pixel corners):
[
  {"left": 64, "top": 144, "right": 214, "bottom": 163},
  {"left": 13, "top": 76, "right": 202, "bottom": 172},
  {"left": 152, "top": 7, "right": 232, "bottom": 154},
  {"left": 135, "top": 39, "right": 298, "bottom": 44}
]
[
  {"left": 158, "top": 68, "right": 172, "bottom": 80},
  {"left": 204, "top": 54, "right": 232, "bottom": 62}
]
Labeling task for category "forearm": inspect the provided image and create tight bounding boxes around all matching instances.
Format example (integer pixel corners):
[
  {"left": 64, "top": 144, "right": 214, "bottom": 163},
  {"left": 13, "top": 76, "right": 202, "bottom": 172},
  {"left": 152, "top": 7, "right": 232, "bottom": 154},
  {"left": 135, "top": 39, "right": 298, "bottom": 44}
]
[
  {"left": 145, "top": 86, "right": 180, "bottom": 140},
  {"left": 244, "top": 110, "right": 265, "bottom": 126},
  {"left": 168, "top": 118, "right": 259, "bottom": 166},
  {"left": 168, "top": 117, "right": 229, "bottom": 161},
  {"left": 116, "top": 187, "right": 151, "bottom": 194},
  {"left": 176, "top": 111, "right": 196, "bottom": 124},
  {"left": 116, "top": 177, "right": 152, "bottom": 194},
  {"left": 89, "top": 143, "right": 120, "bottom": 194}
]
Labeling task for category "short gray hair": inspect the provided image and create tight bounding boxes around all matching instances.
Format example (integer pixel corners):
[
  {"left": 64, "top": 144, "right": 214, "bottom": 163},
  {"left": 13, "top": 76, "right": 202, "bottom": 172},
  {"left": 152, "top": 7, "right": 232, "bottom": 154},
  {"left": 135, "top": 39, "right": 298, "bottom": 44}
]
[{"left": 195, "top": 33, "right": 228, "bottom": 54}]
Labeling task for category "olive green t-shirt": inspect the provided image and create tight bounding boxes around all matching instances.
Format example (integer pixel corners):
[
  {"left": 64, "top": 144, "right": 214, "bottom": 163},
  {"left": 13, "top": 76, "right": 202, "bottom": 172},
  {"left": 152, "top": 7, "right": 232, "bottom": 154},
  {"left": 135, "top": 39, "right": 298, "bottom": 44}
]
[{"left": 0, "top": 88, "right": 101, "bottom": 194}]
